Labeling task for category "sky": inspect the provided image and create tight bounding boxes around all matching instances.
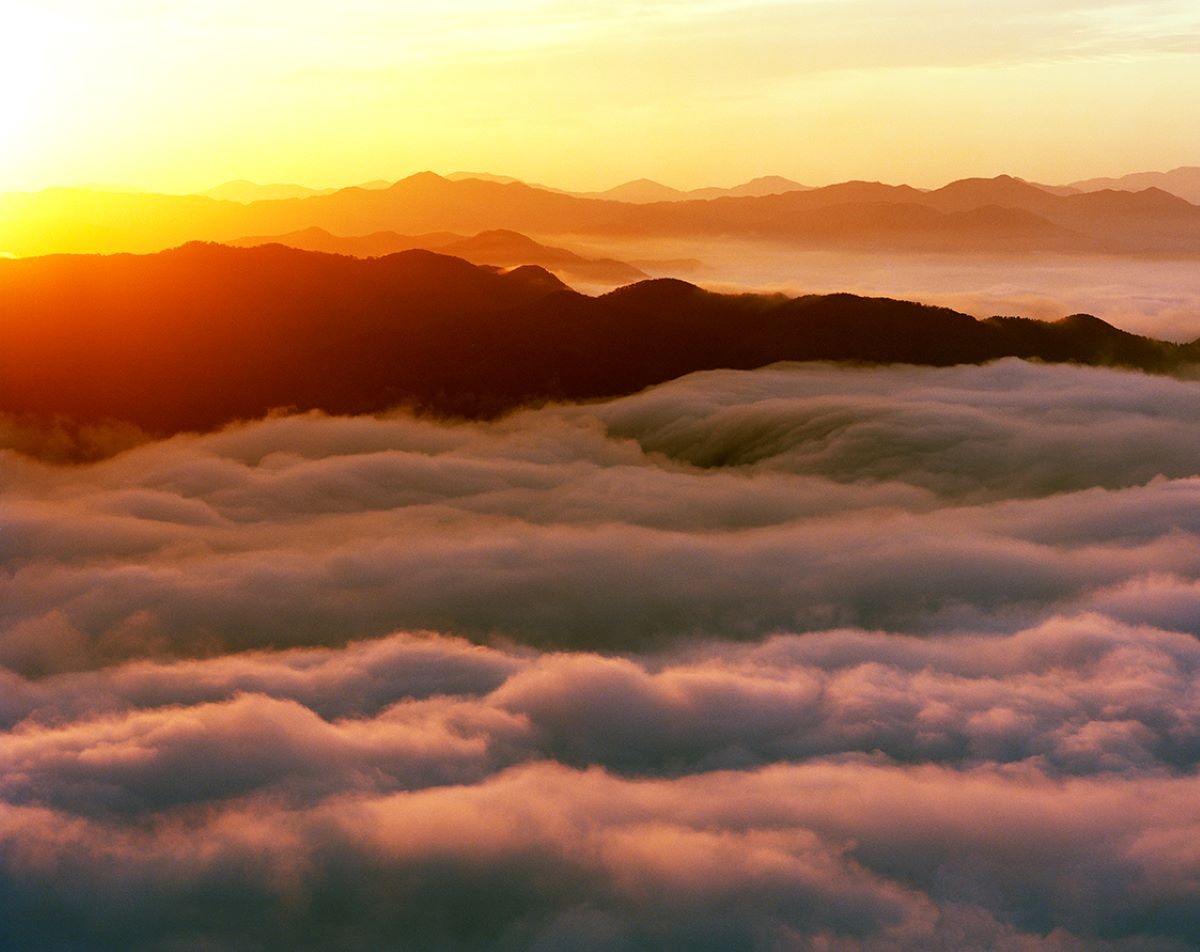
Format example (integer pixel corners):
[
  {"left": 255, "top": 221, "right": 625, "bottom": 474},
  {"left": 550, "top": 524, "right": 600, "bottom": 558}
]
[{"left": 3, "top": 0, "right": 1199, "bottom": 194}]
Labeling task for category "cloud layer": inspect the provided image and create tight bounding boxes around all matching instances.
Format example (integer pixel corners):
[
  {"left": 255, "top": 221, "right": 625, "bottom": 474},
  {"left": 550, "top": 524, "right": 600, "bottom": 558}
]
[
  {"left": 3, "top": 618, "right": 1200, "bottom": 949},
  {"left": 7, "top": 360, "right": 1200, "bottom": 670},
  {"left": 4, "top": 359, "right": 1200, "bottom": 947}
]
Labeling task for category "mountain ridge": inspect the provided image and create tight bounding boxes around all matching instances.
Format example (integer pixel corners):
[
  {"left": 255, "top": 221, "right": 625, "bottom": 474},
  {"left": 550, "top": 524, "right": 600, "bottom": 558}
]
[
  {"left": 229, "top": 226, "right": 646, "bottom": 284},
  {"left": 1068, "top": 167, "right": 1200, "bottom": 205},
  {"left": 2, "top": 244, "right": 1197, "bottom": 448},
  {"left": 4, "top": 172, "right": 1199, "bottom": 258}
]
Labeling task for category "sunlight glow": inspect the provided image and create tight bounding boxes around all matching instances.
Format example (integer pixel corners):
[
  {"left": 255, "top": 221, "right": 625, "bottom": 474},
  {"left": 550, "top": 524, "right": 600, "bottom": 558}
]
[
  {"left": 0, "top": 2, "right": 1197, "bottom": 193},
  {"left": 0, "top": 13, "right": 48, "bottom": 140},
  {"left": 0, "top": 10, "right": 85, "bottom": 190}
]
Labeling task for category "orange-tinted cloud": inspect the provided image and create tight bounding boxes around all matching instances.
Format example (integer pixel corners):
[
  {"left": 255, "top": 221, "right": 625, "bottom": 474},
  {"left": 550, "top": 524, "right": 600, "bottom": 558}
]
[{"left": 6, "top": 361, "right": 1200, "bottom": 946}]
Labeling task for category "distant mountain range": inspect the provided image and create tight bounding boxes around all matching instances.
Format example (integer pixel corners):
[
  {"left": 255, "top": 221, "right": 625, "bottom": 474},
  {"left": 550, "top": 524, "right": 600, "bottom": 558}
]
[
  {"left": 444, "top": 172, "right": 810, "bottom": 202},
  {"left": 230, "top": 226, "right": 464, "bottom": 257},
  {"left": 201, "top": 179, "right": 392, "bottom": 203},
  {"left": 448, "top": 168, "right": 1200, "bottom": 206},
  {"left": 2, "top": 244, "right": 1196, "bottom": 443},
  {"left": 230, "top": 227, "right": 647, "bottom": 285},
  {"left": 4, "top": 171, "right": 1198, "bottom": 259},
  {"left": 212, "top": 168, "right": 1200, "bottom": 206},
  {"left": 202, "top": 180, "right": 339, "bottom": 202},
  {"left": 1067, "top": 167, "right": 1200, "bottom": 205},
  {"left": 570, "top": 175, "right": 811, "bottom": 203}
]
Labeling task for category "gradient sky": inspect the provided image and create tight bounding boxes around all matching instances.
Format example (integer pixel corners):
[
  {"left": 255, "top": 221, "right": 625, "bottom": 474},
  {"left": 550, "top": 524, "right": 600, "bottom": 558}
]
[{"left": 3, "top": 0, "right": 1199, "bottom": 194}]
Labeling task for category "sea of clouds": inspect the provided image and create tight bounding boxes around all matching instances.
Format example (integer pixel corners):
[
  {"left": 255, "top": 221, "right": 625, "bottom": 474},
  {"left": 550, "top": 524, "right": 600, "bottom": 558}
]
[
  {"left": 585, "top": 237, "right": 1200, "bottom": 342},
  {"left": 3, "top": 359, "right": 1200, "bottom": 949}
]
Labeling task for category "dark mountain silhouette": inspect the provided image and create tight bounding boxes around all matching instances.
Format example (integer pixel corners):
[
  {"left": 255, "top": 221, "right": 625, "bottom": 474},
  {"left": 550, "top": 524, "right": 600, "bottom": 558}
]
[
  {"left": 5, "top": 171, "right": 1200, "bottom": 258},
  {"left": 0, "top": 244, "right": 567, "bottom": 431},
  {"left": 230, "top": 227, "right": 647, "bottom": 284},
  {"left": 3, "top": 245, "right": 1198, "bottom": 445},
  {"left": 436, "top": 230, "right": 647, "bottom": 283},
  {"left": 230, "top": 226, "right": 466, "bottom": 257}
]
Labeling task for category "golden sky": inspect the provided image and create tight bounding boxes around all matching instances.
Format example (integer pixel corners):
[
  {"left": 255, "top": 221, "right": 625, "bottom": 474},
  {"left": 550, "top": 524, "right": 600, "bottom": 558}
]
[{"left": 3, "top": 0, "right": 1199, "bottom": 194}]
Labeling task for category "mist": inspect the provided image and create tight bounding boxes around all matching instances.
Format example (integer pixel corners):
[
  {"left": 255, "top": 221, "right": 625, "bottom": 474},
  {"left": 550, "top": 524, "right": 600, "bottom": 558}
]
[{"left": 567, "top": 235, "right": 1200, "bottom": 342}]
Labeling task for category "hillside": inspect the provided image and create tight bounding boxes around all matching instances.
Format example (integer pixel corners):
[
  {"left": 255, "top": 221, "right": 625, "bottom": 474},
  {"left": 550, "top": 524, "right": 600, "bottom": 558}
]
[
  {"left": 2, "top": 245, "right": 1197, "bottom": 442},
  {"left": 230, "top": 227, "right": 647, "bottom": 284}
]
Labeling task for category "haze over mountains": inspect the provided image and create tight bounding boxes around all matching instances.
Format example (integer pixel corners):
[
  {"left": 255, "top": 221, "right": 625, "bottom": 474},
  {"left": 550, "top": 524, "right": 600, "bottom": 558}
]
[
  {"left": 3, "top": 243, "right": 1197, "bottom": 447},
  {"left": 202, "top": 180, "right": 339, "bottom": 203},
  {"left": 4, "top": 170, "right": 1200, "bottom": 262},
  {"left": 196, "top": 171, "right": 813, "bottom": 210},
  {"left": 1068, "top": 166, "right": 1200, "bottom": 205},
  {"left": 569, "top": 174, "right": 812, "bottom": 203},
  {"left": 207, "top": 167, "right": 1200, "bottom": 207},
  {"left": 231, "top": 227, "right": 647, "bottom": 286},
  {"left": 444, "top": 172, "right": 811, "bottom": 202},
  {"left": 201, "top": 179, "right": 394, "bottom": 203}
]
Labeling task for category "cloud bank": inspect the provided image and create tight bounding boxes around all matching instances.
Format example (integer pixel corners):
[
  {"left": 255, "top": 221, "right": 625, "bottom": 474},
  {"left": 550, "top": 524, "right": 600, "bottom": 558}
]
[
  {"left": 4, "top": 359, "right": 1200, "bottom": 948},
  {"left": 4, "top": 619, "right": 1200, "bottom": 949},
  {"left": 7, "top": 360, "right": 1200, "bottom": 669}
]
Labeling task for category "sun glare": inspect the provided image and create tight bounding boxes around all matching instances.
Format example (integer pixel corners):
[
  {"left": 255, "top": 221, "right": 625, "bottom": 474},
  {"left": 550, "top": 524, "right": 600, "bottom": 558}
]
[{"left": 0, "top": 11, "right": 69, "bottom": 188}]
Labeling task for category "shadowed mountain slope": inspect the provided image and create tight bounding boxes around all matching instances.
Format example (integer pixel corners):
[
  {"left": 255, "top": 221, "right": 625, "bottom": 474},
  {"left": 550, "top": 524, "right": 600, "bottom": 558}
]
[
  {"left": 229, "top": 226, "right": 466, "bottom": 257},
  {"left": 230, "top": 227, "right": 646, "bottom": 284},
  {"left": 3, "top": 244, "right": 1198, "bottom": 438},
  {"left": 436, "top": 230, "right": 646, "bottom": 283}
]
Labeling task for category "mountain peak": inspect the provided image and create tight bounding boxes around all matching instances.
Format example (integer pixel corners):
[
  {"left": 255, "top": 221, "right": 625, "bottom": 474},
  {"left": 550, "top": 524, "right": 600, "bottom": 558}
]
[
  {"left": 602, "top": 277, "right": 704, "bottom": 301},
  {"left": 394, "top": 171, "right": 450, "bottom": 188},
  {"left": 939, "top": 174, "right": 1042, "bottom": 193},
  {"left": 596, "top": 179, "right": 687, "bottom": 203},
  {"left": 501, "top": 264, "right": 571, "bottom": 291},
  {"left": 742, "top": 175, "right": 805, "bottom": 189},
  {"left": 469, "top": 229, "right": 537, "bottom": 243}
]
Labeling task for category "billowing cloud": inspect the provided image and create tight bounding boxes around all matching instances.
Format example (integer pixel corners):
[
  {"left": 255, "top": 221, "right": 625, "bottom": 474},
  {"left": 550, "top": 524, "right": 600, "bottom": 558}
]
[
  {"left": 6, "top": 361, "right": 1200, "bottom": 670},
  {"left": 2, "top": 755, "right": 1198, "bottom": 949},
  {"left": 4, "top": 615, "right": 1198, "bottom": 806},
  {"left": 5, "top": 359, "right": 1200, "bottom": 947}
]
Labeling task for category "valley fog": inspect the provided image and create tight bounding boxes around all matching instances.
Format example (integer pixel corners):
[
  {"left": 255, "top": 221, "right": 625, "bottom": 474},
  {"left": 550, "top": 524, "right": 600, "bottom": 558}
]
[{"left": 564, "top": 234, "right": 1200, "bottom": 342}]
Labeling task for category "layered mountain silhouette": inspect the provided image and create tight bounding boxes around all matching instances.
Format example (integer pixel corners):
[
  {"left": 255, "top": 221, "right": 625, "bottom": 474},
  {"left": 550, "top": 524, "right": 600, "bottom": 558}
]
[
  {"left": 571, "top": 175, "right": 811, "bottom": 203},
  {"left": 5, "top": 171, "right": 1199, "bottom": 259},
  {"left": 438, "top": 231, "right": 646, "bottom": 283},
  {"left": 444, "top": 172, "right": 810, "bottom": 202},
  {"left": 202, "top": 181, "right": 339, "bottom": 203},
  {"left": 230, "top": 227, "right": 646, "bottom": 284},
  {"left": 1068, "top": 167, "right": 1200, "bottom": 205},
  {"left": 229, "top": 226, "right": 465, "bottom": 257},
  {"left": 2, "top": 244, "right": 1197, "bottom": 441},
  {"left": 200, "top": 179, "right": 396, "bottom": 203}
]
